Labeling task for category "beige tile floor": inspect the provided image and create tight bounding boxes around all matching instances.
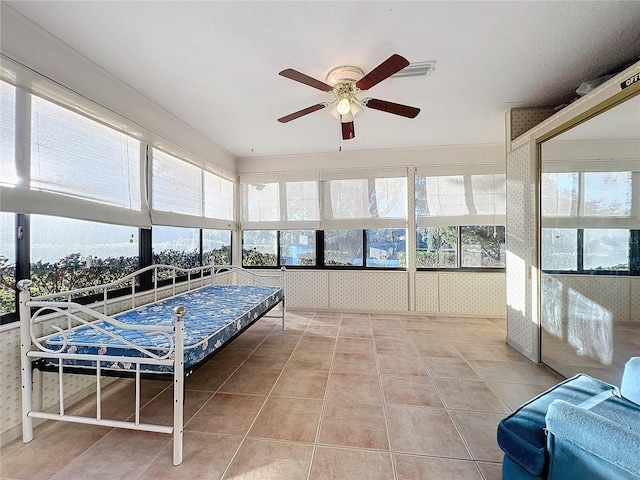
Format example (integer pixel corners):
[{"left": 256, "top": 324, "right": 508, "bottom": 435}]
[{"left": 0, "top": 311, "right": 562, "bottom": 480}]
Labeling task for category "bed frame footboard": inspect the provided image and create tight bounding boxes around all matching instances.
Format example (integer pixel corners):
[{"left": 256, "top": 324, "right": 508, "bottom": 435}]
[
  {"left": 18, "top": 280, "right": 187, "bottom": 466},
  {"left": 17, "top": 264, "right": 286, "bottom": 467}
]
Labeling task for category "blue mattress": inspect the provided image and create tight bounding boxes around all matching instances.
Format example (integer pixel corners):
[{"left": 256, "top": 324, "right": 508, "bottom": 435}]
[{"left": 44, "top": 284, "right": 283, "bottom": 374}]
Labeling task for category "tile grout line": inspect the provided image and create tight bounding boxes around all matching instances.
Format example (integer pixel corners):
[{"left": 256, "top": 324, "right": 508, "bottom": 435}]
[
  {"left": 136, "top": 318, "right": 283, "bottom": 480},
  {"left": 306, "top": 311, "right": 340, "bottom": 480},
  {"left": 414, "top": 329, "right": 478, "bottom": 466},
  {"left": 373, "top": 315, "right": 399, "bottom": 480},
  {"left": 218, "top": 314, "right": 309, "bottom": 480}
]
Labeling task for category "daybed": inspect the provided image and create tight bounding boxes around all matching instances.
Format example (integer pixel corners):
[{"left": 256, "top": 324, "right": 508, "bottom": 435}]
[
  {"left": 497, "top": 357, "right": 640, "bottom": 479},
  {"left": 18, "top": 264, "right": 285, "bottom": 466}
]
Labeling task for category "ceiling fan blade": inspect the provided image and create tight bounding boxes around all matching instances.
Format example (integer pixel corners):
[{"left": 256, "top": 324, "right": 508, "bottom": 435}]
[
  {"left": 356, "top": 54, "right": 410, "bottom": 91},
  {"left": 278, "top": 103, "right": 327, "bottom": 123},
  {"left": 365, "top": 98, "right": 420, "bottom": 118},
  {"left": 279, "top": 69, "right": 333, "bottom": 92},
  {"left": 342, "top": 121, "right": 355, "bottom": 140}
]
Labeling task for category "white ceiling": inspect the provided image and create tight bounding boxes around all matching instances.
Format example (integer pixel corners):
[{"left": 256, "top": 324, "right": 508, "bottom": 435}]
[{"left": 6, "top": 1, "right": 640, "bottom": 159}]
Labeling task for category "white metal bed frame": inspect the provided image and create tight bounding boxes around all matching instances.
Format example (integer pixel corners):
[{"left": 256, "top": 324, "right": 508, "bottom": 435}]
[{"left": 18, "top": 264, "right": 285, "bottom": 466}]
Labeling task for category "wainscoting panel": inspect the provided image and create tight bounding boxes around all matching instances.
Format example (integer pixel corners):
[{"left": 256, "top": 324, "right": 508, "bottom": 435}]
[
  {"left": 328, "top": 271, "right": 409, "bottom": 312},
  {"left": 439, "top": 272, "right": 507, "bottom": 317},
  {"left": 414, "top": 273, "right": 439, "bottom": 312}
]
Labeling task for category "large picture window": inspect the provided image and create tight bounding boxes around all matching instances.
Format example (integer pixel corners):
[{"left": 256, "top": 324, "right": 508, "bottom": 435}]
[
  {"left": 152, "top": 226, "right": 200, "bottom": 269},
  {"left": 0, "top": 69, "right": 234, "bottom": 324},
  {"left": 416, "top": 226, "right": 457, "bottom": 268},
  {"left": 461, "top": 225, "right": 505, "bottom": 268},
  {"left": 30, "top": 215, "right": 139, "bottom": 296},
  {"left": 203, "top": 229, "right": 232, "bottom": 266},
  {"left": 280, "top": 230, "right": 316, "bottom": 266},
  {"left": 366, "top": 228, "right": 406, "bottom": 268},
  {"left": 541, "top": 165, "right": 638, "bottom": 275},
  {"left": 415, "top": 168, "right": 506, "bottom": 270},
  {"left": 242, "top": 230, "right": 277, "bottom": 267},
  {"left": 324, "top": 229, "right": 363, "bottom": 267}
]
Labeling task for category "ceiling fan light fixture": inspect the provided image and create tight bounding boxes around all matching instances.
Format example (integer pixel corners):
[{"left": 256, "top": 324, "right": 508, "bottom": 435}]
[
  {"left": 337, "top": 98, "right": 351, "bottom": 115},
  {"left": 350, "top": 101, "right": 363, "bottom": 118},
  {"left": 329, "top": 103, "right": 339, "bottom": 119}
]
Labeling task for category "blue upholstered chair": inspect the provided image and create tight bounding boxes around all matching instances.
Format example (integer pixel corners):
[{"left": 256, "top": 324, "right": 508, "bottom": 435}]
[{"left": 497, "top": 357, "right": 640, "bottom": 480}]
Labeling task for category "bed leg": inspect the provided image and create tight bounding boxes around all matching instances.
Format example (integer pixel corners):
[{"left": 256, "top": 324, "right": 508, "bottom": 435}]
[
  {"left": 18, "top": 280, "right": 34, "bottom": 443},
  {"left": 173, "top": 306, "right": 186, "bottom": 466},
  {"left": 21, "top": 359, "right": 34, "bottom": 443}
]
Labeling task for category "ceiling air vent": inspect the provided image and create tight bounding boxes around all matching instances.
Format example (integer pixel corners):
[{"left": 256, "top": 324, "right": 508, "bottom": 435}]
[{"left": 391, "top": 61, "right": 436, "bottom": 78}]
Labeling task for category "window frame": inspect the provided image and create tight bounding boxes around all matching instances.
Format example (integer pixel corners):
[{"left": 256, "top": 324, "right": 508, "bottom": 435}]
[
  {"left": 541, "top": 227, "right": 638, "bottom": 276},
  {"left": 0, "top": 212, "right": 234, "bottom": 325},
  {"left": 415, "top": 225, "right": 506, "bottom": 272},
  {"left": 240, "top": 229, "right": 408, "bottom": 271}
]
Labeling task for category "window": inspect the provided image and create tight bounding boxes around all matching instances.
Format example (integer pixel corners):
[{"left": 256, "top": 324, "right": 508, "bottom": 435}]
[
  {"left": 30, "top": 215, "right": 139, "bottom": 296},
  {"left": 324, "top": 229, "right": 363, "bottom": 266},
  {"left": 152, "top": 148, "right": 235, "bottom": 229},
  {"left": 27, "top": 95, "right": 146, "bottom": 225},
  {"left": 0, "top": 67, "right": 235, "bottom": 323},
  {"left": 583, "top": 229, "right": 629, "bottom": 271},
  {"left": 242, "top": 231, "right": 277, "bottom": 266},
  {"left": 461, "top": 225, "right": 505, "bottom": 267},
  {"left": 203, "top": 229, "right": 232, "bottom": 266},
  {"left": 542, "top": 228, "right": 631, "bottom": 273},
  {"left": 416, "top": 225, "right": 505, "bottom": 269},
  {"left": 152, "top": 226, "right": 200, "bottom": 269},
  {"left": 541, "top": 166, "right": 638, "bottom": 274},
  {"left": 0, "top": 213, "right": 16, "bottom": 316},
  {"left": 280, "top": 230, "right": 316, "bottom": 266},
  {"left": 415, "top": 169, "right": 505, "bottom": 270},
  {"left": 366, "top": 229, "right": 406, "bottom": 268},
  {"left": 416, "top": 226, "right": 457, "bottom": 268},
  {"left": 541, "top": 228, "right": 577, "bottom": 271}
]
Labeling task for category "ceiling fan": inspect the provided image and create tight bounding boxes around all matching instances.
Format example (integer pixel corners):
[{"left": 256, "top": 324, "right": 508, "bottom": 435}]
[{"left": 277, "top": 54, "right": 420, "bottom": 140}]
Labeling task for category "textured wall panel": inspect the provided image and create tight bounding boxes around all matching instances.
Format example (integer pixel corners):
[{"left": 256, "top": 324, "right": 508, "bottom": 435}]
[
  {"left": 414, "top": 273, "right": 439, "bottom": 313},
  {"left": 284, "top": 270, "right": 329, "bottom": 309},
  {"left": 439, "top": 273, "right": 507, "bottom": 317},
  {"left": 506, "top": 141, "right": 536, "bottom": 357},
  {"left": 328, "top": 271, "right": 408, "bottom": 312},
  {"left": 0, "top": 328, "right": 22, "bottom": 436},
  {"left": 632, "top": 278, "right": 640, "bottom": 325},
  {"left": 507, "top": 107, "right": 556, "bottom": 141}
]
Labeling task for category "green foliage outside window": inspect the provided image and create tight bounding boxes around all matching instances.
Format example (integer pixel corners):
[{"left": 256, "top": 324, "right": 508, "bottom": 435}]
[
  {"left": 0, "top": 257, "right": 15, "bottom": 315},
  {"left": 242, "top": 249, "right": 277, "bottom": 266}
]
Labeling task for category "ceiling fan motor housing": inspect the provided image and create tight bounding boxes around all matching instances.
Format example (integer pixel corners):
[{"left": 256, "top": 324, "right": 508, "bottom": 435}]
[{"left": 326, "top": 66, "right": 364, "bottom": 86}]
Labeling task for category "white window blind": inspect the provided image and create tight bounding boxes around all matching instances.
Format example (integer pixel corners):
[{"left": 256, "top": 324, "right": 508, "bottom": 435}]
[
  {"left": 152, "top": 149, "right": 202, "bottom": 216},
  {"left": 415, "top": 168, "right": 505, "bottom": 227},
  {"left": 542, "top": 169, "right": 638, "bottom": 229},
  {"left": 204, "top": 171, "right": 235, "bottom": 222},
  {"left": 0, "top": 81, "right": 17, "bottom": 188},
  {"left": 152, "top": 148, "right": 236, "bottom": 229},
  {"left": 1, "top": 92, "right": 149, "bottom": 227},
  {"left": 240, "top": 170, "right": 406, "bottom": 230},
  {"left": 321, "top": 173, "right": 407, "bottom": 229},
  {"left": 241, "top": 180, "right": 320, "bottom": 230}
]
